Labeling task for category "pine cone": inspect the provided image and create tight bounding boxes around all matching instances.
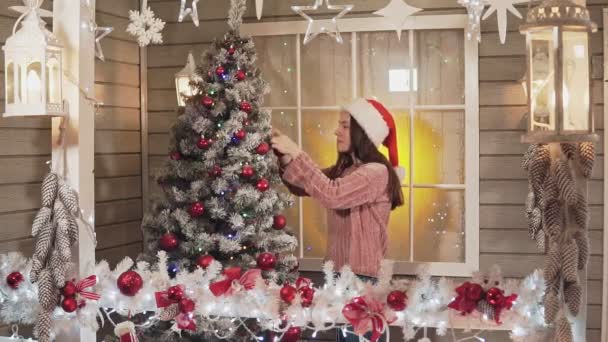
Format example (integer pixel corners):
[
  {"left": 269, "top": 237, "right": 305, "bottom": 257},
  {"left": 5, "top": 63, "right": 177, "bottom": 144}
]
[
  {"left": 56, "top": 221, "right": 72, "bottom": 262},
  {"left": 30, "top": 258, "right": 44, "bottom": 283},
  {"left": 67, "top": 215, "right": 79, "bottom": 245},
  {"left": 556, "top": 313, "right": 573, "bottom": 342},
  {"left": 560, "top": 143, "right": 576, "bottom": 160},
  {"left": 577, "top": 142, "right": 594, "bottom": 179},
  {"left": 562, "top": 239, "right": 579, "bottom": 283},
  {"left": 529, "top": 145, "right": 551, "bottom": 192},
  {"left": 555, "top": 160, "right": 577, "bottom": 205},
  {"left": 571, "top": 192, "right": 588, "bottom": 230},
  {"left": 32, "top": 207, "right": 52, "bottom": 237},
  {"left": 37, "top": 269, "right": 58, "bottom": 311},
  {"left": 543, "top": 200, "right": 562, "bottom": 240},
  {"left": 58, "top": 182, "right": 79, "bottom": 215},
  {"left": 522, "top": 144, "right": 538, "bottom": 171},
  {"left": 477, "top": 299, "right": 495, "bottom": 321},
  {"left": 49, "top": 251, "right": 66, "bottom": 288},
  {"left": 573, "top": 229, "right": 589, "bottom": 270},
  {"left": 544, "top": 290, "right": 560, "bottom": 324},
  {"left": 525, "top": 190, "right": 535, "bottom": 216},
  {"left": 33, "top": 221, "right": 55, "bottom": 268},
  {"left": 564, "top": 282, "right": 582, "bottom": 316},
  {"left": 528, "top": 207, "right": 542, "bottom": 239},
  {"left": 53, "top": 200, "right": 71, "bottom": 226},
  {"left": 41, "top": 173, "right": 58, "bottom": 208},
  {"left": 159, "top": 304, "right": 180, "bottom": 321},
  {"left": 36, "top": 310, "right": 53, "bottom": 342},
  {"left": 535, "top": 229, "right": 546, "bottom": 252},
  {"left": 544, "top": 243, "right": 561, "bottom": 282}
]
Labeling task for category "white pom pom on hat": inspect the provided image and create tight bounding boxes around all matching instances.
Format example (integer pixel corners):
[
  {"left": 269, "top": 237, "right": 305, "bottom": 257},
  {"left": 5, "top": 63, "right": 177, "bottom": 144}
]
[{"left": 343, "top": 98, "right": 406, "bottom": 181}]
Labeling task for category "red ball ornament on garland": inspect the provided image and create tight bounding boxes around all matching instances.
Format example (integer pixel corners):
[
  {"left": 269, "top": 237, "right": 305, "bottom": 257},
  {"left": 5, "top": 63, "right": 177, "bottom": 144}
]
[
  {"left": 215, "top": 65, "right": 225, "bottom": 77},
  {"left": 167, "top": 285, "right": 184, "bottom": 301},
  {"left": 486, "top": 287, "right": 504, "bottom": 306},
  {"left": 228, "top": 46, "right": 236, "bottom": 55},
  {"left": 197, "top": 137, "right": 212, "bottom": 149},
  {"left": 61, "top": 281, "right": 77, "bottom": 297},
  {"left": 170, "top": 151, "right": 182, "bottom": 161},
  {"left": 235, "top": 129, "right": 247, "bottom": 140},
  {"left": 280, "top": 284, "right": 297, "bottom": 304},
  {"left": 6, "top": 272, "right": 24, "bottom": 290},
  {"left": 273, "top": 215, "right": 287, "bottom": 230},
  {"left": 209, "top": 165, "right": 222, "bottom": 178},
  {"left": 299, "top": 286, "right": 315, "bottom": 307},
  {"left": 196, "top": 255, "right": 215, "bottom": 269},
  {"left": 256, "top": 142, "right": 270, "bottom": 155},
  {"left": 241, "top": 165, "right": 255, "bottom": 178},
  {"left": 256, "top": 178, "right": 270, "bottom": 192},
  {"left": 283, "top": 326, "right": 302, "bottom": 342},
  {"left": 387, "top": 290, "right": 408, "bottom": 311},
  {"left": 61, "top": 297, "right": 78, "bottom": 313},
  {"left": 159, "top": 233, "right": 179, "bottom": 252},
  {"left": 202, "top": 96, "right": 215, "bottom": 109},
  {"left": 239, "top": 101, "right": 252, "bottom": 114},
  {"left": 179, "top": 298, "right": 196, "bottom": 313},
  {"left": 189, "top": 202, "right": 205, "bottom": 218},
  {"left": 236, "top": 70, "right": 246, "bottom": 81},
  {"left": 256, "top": 252, "right": 276, "bottom": 270},
  {"left": 117, "top": 271, "right": 144, "bottom": 297}
]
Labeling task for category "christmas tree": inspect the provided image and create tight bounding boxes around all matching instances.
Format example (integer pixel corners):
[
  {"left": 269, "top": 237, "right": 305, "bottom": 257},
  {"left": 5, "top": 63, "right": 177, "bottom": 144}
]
[{"left": 142, "top": 0, "right": 298, "bottom": 285}]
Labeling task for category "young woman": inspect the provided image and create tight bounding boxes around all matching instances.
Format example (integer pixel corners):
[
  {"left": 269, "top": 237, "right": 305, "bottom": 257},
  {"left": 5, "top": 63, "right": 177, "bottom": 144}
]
[{"left": 271, "top": 98, "right": 405, "bottom": 342}]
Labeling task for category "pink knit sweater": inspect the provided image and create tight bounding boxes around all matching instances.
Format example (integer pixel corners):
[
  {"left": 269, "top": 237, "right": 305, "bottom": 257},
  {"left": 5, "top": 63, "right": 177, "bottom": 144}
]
[{"left": 281, "top": 152, "right": 391, "bottom": 277}]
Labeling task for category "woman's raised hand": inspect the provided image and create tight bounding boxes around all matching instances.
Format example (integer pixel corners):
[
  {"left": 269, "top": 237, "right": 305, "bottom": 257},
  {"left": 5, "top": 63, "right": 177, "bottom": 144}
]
[{"left": 271, "top": 129, "right": 301, "bottom": 159}]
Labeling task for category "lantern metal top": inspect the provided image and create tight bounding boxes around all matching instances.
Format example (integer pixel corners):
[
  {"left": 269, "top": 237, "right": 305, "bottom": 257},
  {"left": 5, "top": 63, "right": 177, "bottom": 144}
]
[
  {"left": 175, "top": 52, "right": 197, "bottom": 79},
  {"left": 520, "top": 0, "right": 597, "bottom": 33},
  {"left": 3, "top": 1, "right": 62, "bottom": 52}
]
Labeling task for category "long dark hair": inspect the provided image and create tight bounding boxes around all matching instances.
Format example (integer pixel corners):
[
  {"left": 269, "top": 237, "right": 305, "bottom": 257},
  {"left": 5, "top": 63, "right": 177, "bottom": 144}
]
[{"left": 327, "top": 116, "right": 405, "bottom": 210}]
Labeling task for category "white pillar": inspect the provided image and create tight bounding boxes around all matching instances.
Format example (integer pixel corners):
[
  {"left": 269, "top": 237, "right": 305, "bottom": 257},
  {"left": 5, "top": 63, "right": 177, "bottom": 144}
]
[
  {"left": 602, "top": 8, "right": 608, "bottom": 342},
  {"left": 52, "top": 0, "right": 97, "bottom": 341}
]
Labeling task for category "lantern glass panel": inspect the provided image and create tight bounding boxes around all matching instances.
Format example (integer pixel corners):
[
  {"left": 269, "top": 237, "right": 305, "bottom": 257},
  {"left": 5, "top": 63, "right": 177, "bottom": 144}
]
[
  {"left": 529, "top": 28, "right": 556, "bottom": 132},
  {"left": 6, "top": 62, "right": 15, "bottom": 104},
  {"left": 26, "top": 62, "right": 42, "bottom": 104},
  {"left": 562, "top": 30, "right": 590, "bottom": 131},
  {"left": 46, "top": 56, "right": 61, "bottom": 105}
]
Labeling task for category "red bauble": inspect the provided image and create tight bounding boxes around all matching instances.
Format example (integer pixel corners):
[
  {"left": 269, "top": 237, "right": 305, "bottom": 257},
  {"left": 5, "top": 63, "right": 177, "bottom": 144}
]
[
  {"left": 189, "top": 202, "right": 205, "bottom": 217},
  {"left": 486, "top": 287, "right": 504, "bottom": 306},
  {"left": 179, "top": 298, "right": 195, "bottom": 313},
  {"left": 215, "top": 66, "right": 225, "bottom": 76},
  {"left": 273, "top": 215, "right": 287, "bottom": 230},
  {"left": 202, "top": 96, "right": 215, "bottom": 109},
  {"left": 235, "top": 129, "right": 247, "bottom": 140},
  {"left": 228, "top": 46, "right": 236, "bottom": 55},
  {"left": 62, "top": 297, "right": 78, "bottom": 313},
  {"left": 196, "top": 255, "right": 215, "bottom": 269},
  {"left": 241, "top": 165, "right": 255, "bottom": 178},
  {"left": 299, "top": 286, "right": 314, "bottom": 307},
  {"left": 170, "top": 151, "right": 182, "bottom": 161},
  {"left": 6, "top": 272, "right": 24, "bottom": 290},
  {"left": 256, "top": 178, "right": 270, "bottom": 192},
  {"left": 167, "top": 285, "right": 184, "bottom": 301},
  {"left": 197, "top": 137, "right": 212, "bottom": 149},
  {"left": 255, "top": 142, "right": 270, "bottom": 155},
  {"left": 282, "top": 326, "right": 301, "bottom": 342},
  {"left": 61, "top": 281, "right": 77, "bottom": 297},
  {"left": 280, "top": 284, "right": 297, "bottom": 304},
  {"left": 236, "top": 70, "right": 246, "bottom": 81},
  {"left": 239, "top": 101, "right": 252, "bottom": 114},
  {"left": 159, "top": 233, "right": 179, "bottom": 252},
  {"left": 117, "top": 271, "right": 143, "bottom": 297},
  {"left": 387, "top": 290, "right": 408, "bottom": 311},
  {"left": 256, "top": 252, "right": 276, "bottom": 270},
  {"left": 209, "top": 165, "right": 222, "bottom": 177}
]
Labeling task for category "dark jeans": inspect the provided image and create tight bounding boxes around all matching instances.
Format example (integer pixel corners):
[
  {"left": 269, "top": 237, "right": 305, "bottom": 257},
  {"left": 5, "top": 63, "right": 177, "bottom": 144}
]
[{"left": 336, "top": 275, "right": 387, "bottom": 342}]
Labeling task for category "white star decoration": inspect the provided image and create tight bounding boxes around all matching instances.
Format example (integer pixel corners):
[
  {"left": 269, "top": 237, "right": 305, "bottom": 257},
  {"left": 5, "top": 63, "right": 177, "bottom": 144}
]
[
  {"left": 92, "top": 24, "right": 113, "bottom": 61},
  {"left": 482, "top": 0, "right": 530, "bottom": 44},
  {"left": 373, "top": 0, "right": 421, "bottom": 41},
  {"left": 255, "top": 0, "right": 263, "bottom": 20},
  {"left": 292, "top": 0, "right": 354, "bottom": 45},
  {"left": 178, "top": 0, "right": 199, "bottom": 27}
]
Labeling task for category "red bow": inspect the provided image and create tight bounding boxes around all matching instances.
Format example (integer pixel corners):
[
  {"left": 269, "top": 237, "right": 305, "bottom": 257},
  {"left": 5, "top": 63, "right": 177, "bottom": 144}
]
[
  {"left": 486, "top": 287, "right": 518, "bottom": 324},
  {"left": 448, "top": 282, "right": 483, "bottom": 315},
  {"left": 209, "top": 267, "right": 261, "bottom": 297},
  {"left": 155, "top": 285, "right": 184, "bottom": 308},
  {"left": 76, "top": 275, "right": 101, "bottom": 301},
  {"left": 342, "top": 296, "right": 395, "bottom": 342}
]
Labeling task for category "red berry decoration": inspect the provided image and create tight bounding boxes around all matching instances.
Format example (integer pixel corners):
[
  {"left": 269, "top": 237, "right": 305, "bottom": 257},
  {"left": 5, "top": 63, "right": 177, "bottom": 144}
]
[
  {"left": 215, "top": 65, "right": 225, "bottom": 76},
  {"left": 159, "top": 232, "right": 179, "bottom": 252},
  {"left": 239, "top": 101, "right": 252, "bottom": 114},
  {"left": 486, "top": 287, "right": 504, "bottom": 306},
  {"left": 273, "top": 215, "right": 287, "bottom": 230},
  {"left": 189, "top": 202, "right": 205, "bottom": 217},
  {"left": 197, "top": 137, "right": 212, "bottom": 149},
  {"left": 256, "top": 142, "right": 270, "bottom": 155},
  {"left": 256, "top": 178, "right": 270, "bottom": 192},
  {"left": 236, "top": 70, "right": 246, "bottom": 81},
  {"left": 235, "top": 129, "right": 247, "bottom": 140},
  {"left": 202, "top": 96, "right": 215, "bottom": 109},
  {"left": 196, "top": 255, "right": 215, "bottom": 269},
  {"left": 282, "top": 326, "right": 302, "bottom": 342},
  {"left": 61, "top": 281, "right": 77, "bottom": 297},
  {"left": 256, "top": 252, "right": 276, "bottom": 270},
  {"left": 179, "top": 298, "right": 195, "bottom": 313},
  {"left": 6, "top": 272, "right": 24, "bottom": 290},
  {"left": 167, "top": 285, "right": 184, "bottom": 301},
  {"left": 299, "top": 286, "right": 315, "bottom": 307},
  {"left": 387, "top": 290, "right": 407, "bottom": 311},
  {"left": 61, "top": 297, "right": 78, "bottom": 313},
  {"left": 117, "top": 270, "right": 144, "bottom": 297},
  {"left": 170, "top": 151, "right": 182, "bottom": 161},
  {"left": 280, "top": 284, "right": 297, "bottom": 304},
  {"left": 241, "top": 165, "right": 255, "bottom": 178},
  {"left": 209, "top": 165, "right": 222, "bottom": 177}
]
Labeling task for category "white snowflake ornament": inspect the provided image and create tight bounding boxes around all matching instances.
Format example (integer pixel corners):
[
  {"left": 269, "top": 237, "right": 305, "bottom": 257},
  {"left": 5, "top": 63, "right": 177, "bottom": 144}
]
[{"left": 127, "top": 0, "right": 166, "bottom": 47}]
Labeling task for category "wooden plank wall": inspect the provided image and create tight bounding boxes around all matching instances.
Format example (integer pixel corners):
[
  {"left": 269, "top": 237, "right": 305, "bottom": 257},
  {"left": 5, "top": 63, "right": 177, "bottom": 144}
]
[{"left": 145, "top": 0, "right": 606, "bottom": 340}]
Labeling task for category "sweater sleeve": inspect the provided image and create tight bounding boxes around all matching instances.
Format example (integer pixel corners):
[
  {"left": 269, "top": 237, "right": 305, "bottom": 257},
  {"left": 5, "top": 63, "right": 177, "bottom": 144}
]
[{"left": 282, "top": 152, "right": 388, "bottom": 210}]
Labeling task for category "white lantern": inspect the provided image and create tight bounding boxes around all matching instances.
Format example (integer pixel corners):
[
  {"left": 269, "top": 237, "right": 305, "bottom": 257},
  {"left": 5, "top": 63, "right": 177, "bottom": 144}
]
[
  {"left": 175, "top": 52, "right": 198, "bottom": 107},
  {"left": 3, "top": 2, "right": 64, "bottom": 117},
  {"left": 520, "top": 0, "right": 597, "bottom": 143}
]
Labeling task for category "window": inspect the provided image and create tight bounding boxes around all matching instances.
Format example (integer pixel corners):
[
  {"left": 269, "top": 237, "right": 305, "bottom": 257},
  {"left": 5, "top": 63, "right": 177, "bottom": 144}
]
[{"left": 243, "top": 14, "right": 479, "bottom": 276}]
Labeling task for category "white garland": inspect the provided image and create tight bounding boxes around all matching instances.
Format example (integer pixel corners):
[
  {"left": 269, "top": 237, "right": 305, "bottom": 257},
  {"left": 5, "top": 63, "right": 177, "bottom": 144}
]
[{"left": 0, "top": 252, "right": 546, "bottom": 341}]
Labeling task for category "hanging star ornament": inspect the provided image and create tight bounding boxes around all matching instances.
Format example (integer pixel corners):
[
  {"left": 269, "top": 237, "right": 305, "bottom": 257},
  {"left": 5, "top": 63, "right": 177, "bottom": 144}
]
[
  {"left": 92, "top": 24, "right": 114, "bottom": 61},
  {"left": 482, "top": 0, "right": 530, "bottom": 44},
  {"left": 178, "top": 0, "right": 199, "bottom": 27},
  {"left": 373, "top": 0, "right": 421, "bottom": 41},
  {"left": 291, "top": 0, "right": 354, "bottom": 45},
  {"left": 255, "top": 0, "right": 263, "bottom": 20}
]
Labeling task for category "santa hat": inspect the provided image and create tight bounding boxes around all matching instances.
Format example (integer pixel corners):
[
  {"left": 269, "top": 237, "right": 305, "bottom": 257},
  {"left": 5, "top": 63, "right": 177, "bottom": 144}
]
[{"left": 343, "top": 98, "right": 405, "bottom": 181}]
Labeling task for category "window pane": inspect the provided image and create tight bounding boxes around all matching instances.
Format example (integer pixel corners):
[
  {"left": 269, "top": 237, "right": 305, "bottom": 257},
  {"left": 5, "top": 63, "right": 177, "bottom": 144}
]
[
  {"left": 253, "top": 35, "right": 297, "bottom": 107},
  {"left": 413, "top": 188, "right": 465, "bottom": 262},
  {"left": 301, "top": 34, "right": 352, "bottom": 106},
  {"left": 357, "top": 31, "right": 413, "bottom": 107},
  {"left": 413, "top": 111, "right": 464, "bottom": 184},
  {"left": 386, "top": 189, "right": 410, "bottom": 261},
  {"left": 416, "top": 29, "right": 464, "bottom": 105}
]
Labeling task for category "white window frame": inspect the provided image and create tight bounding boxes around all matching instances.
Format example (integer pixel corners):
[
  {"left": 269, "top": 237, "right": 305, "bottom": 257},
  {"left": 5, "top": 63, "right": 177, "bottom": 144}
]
[{"left": 242, "top": 14, "right": 479, "bottom": 277}]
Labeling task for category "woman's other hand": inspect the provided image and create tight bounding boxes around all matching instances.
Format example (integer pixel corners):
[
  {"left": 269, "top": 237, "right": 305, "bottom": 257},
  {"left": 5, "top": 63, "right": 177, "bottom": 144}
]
[{"left": 271, "top": 129, "right": 301, "bottom": 159}]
